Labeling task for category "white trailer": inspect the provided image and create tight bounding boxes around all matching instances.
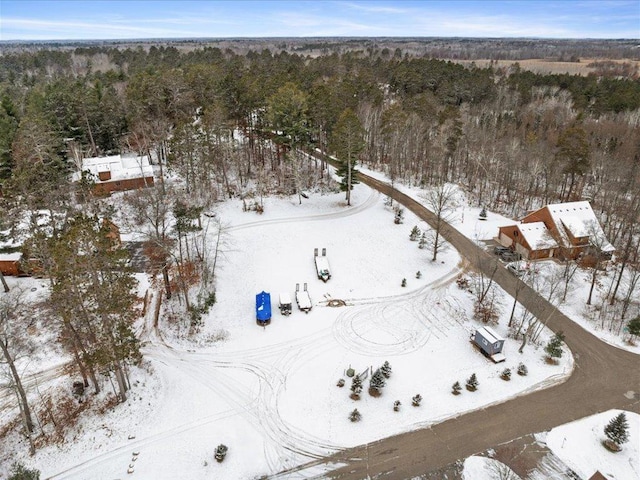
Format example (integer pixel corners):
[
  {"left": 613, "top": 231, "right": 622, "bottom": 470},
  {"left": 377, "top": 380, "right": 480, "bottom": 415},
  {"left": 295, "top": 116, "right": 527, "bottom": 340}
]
[
  {"left": 278, "top": 293, "right": 292, "bottom": 315},
  {"left": 314, "top": 248, "right": 331, "bottom": 282},
  {"left": 295, "top": 283, "right": 312, "bottom": 313}
]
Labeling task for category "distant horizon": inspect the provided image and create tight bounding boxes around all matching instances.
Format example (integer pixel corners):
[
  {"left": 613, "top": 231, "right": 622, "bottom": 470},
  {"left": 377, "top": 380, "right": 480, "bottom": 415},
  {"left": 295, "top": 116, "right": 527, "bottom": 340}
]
[
  {"left": 1, "top": 36, "right": 638, "bottom": 45},
  {"left": 1, "top": 1, "right": 638, "bottom": 41}
]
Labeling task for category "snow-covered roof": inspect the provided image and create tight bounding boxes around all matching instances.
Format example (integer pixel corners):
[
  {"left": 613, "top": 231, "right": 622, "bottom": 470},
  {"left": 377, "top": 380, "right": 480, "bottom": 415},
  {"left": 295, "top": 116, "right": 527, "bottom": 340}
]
[
  {"left": 72, "top": 154, "right": 154, "bottom": 183},
  {"left": 0, "top": 252, "right": 21, "bottom": 261},
  {"left": 545, "top": 201, "right": 614, "bottom": 252},
  {"left": 477, "top": 326, "right": 504, "bottom": 343},
  {"left": 518, "top": 222, "right": 559, "bottom": 250}
]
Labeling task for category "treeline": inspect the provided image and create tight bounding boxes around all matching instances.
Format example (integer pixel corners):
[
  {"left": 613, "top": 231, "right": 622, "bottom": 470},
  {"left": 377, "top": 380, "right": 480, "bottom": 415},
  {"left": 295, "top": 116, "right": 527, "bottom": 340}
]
[{"left": 1, "top": 42, "right": 639, "bottom": 261}]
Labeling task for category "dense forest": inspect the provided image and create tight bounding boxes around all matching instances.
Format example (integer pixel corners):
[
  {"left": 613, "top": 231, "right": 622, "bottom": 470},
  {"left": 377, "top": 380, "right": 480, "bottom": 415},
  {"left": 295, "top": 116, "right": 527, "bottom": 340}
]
[
  {"left": 0, "top": 38, "right": 639, "bottom": 460},
  {"left": 1, "top": 40, "right": 639, "bottom": 228}
]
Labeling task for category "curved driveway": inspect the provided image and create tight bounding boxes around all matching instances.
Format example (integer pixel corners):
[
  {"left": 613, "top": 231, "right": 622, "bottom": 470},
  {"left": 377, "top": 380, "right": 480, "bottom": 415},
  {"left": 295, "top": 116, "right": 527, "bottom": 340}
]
[{"left": 277, "top": 171, "right": 640, "bottom": 479}]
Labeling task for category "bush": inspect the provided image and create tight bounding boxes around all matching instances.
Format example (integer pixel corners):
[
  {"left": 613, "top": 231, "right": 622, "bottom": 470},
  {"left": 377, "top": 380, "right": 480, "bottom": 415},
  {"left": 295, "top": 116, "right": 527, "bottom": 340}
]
[
  {"left": 500, "top": 368, "right": 511, "bottom": 381},
  {"left": 349, "top": 408, "right": 362, "bottom": 422},
  {"left": 214, "top": 444, "right": 228, "bottom": 462},
  {"left": 393, "top": 400, "right": 401, "bottom": 412},
  {"left": 336, "top": 378, "right": 345, "bottom": 387},
  {"left": 412, "top": 394, "right": 422, "bottom": 406},
  {"left": 517, "top": 363, "right": 528, "bottom": 376},
  {"left": 452, "top": 381, "right": 462, "bottom": 395}
]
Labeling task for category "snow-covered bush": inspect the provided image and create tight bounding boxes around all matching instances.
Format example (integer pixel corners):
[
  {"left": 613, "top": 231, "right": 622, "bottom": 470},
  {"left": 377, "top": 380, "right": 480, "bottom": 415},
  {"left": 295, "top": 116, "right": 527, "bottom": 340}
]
[
  {"left": 466, "top": 373, "right": 479, "bottom": 391},
  {"left": 349, "top": 408, "right": 362, "bottom": 422},
  {"left": 452, "top": 381, "right": 462, "bottom": 395},
  {"left": 214, "top": 444, "right": 228, "bottom": 462}
]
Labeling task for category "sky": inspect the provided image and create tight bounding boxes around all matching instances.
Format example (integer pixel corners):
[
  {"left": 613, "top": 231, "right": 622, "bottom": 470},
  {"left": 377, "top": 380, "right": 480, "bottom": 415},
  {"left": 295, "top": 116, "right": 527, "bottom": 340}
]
[{"left": 0, "top": 0, "right": 638, "bottom": 41}]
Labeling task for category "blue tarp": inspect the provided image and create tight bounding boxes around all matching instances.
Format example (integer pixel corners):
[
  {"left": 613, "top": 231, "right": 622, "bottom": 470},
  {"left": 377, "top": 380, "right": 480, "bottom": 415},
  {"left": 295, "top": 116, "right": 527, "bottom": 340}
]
[{"left": 256, "top": 291, "right": 272, "bottom": 322}]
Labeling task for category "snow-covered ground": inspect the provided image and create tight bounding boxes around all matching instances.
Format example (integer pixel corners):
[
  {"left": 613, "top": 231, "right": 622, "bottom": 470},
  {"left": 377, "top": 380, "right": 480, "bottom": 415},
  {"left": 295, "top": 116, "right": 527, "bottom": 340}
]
[
  {"left": 463, "top": 410, "right": 639, "bottom": 480},
  {"left": 1, "top": 168, "right": 637, "bottom": 479}
]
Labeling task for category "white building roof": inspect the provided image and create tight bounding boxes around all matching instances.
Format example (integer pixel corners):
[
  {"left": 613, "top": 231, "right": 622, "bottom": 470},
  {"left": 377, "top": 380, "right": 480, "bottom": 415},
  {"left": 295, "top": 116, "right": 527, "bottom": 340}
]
[
  {"left": 72, "top": 154, "right": 154, "bottom": 183},
  {"left": 518, "top": 222, "right": 558, "bottom": 250},
  {"left": 545, "top": 201, "right": 614, "bottom": 252},
  {"left": 478, "top": 326, "right": 504, "bottom": 343}
]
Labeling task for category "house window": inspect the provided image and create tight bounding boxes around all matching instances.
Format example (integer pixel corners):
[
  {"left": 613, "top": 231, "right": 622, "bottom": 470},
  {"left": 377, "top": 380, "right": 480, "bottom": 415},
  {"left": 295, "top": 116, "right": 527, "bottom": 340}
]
[{"left": 514, "top": 230, "right": 519, "bottom": 237}]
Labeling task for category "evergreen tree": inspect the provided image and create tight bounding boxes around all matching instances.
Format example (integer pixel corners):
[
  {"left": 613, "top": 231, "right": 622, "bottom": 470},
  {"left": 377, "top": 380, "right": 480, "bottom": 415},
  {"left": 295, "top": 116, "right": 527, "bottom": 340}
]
[
  {"left": 330, "top": 108, "right": 364, "bottom": 206},
  {"left": 627, "top": 316, "right": 640, "bottom": 337},
  {"left": 380, "top": 361, "right": 392, "bottom": 378},
  {"left": 466, "top": 373, "right": 479, "bottom": 391},
  {"left": 409, "top": 225, "right": 420, "bottom": 241},
  {"left": 604, "top": 412, "right": 629, "bottom": 447},
  {"left": 350, "top": 374, "right": 363, "bottom": 398},
  {"left": 369, "top": 368, "right": 386, "bottom": 395},
  {"left": 479, "top": 206, "right": 487, "bottom": 220},
  {"left": 452, "top": 381, "right": 462, "bottom": 395},
  {"left": 214, "top": 444, "right": 228, "bottom": 462},
  {"left": 349, "top": 408, "right": 362, "bottom": 422},
  {"left": 545, "top": 332, "right": 565, "bottom": 361},
  {"left": 8, "top": 462, "right": 40, "bottom": 480},
  {"left": 418, "top": 232, "right": 427, "bottom": 249}
]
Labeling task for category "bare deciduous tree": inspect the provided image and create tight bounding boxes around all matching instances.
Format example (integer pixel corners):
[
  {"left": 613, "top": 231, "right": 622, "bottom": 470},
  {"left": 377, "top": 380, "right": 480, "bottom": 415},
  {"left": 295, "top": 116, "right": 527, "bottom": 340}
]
[{"left": 0, "top": 288, "right": 37, "bottom": 454}]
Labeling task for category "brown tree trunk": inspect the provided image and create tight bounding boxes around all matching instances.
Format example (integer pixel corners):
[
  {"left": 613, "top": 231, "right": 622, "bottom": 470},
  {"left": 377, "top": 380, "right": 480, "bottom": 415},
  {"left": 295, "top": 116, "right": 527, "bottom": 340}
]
[{"left": 0, "top": 338, "right": 35, "bottom": 433}]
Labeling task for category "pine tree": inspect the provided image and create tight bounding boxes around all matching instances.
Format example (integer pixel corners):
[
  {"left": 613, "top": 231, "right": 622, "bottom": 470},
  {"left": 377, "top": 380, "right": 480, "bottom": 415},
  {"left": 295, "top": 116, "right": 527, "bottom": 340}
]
[
  {"left": 380, "top": 361, "right": 392, "bottom": 378},
  {"left": 452, "top": 381, "right": 462, "bottom": 395},
  {"left": 369, "top": 368, "right": 386, "bottom": 395},
  {"left": 350, "top": 375, "right": 363, "bottom": 398},
  {"left": 517, "top": 363, "right": 528, "bottom": 376},
  {"left": 8, "top": 462, "right": 40, "bottom": 480},
  {"left": 330, "top": 108, "right": 364, "bottom": 206},
  {"left": 412, "top": 394, "right": 422, "bottom": 406},
  {"left": 418, "top": 232, "right": 427, "bottom": 249},
  {"left": 409, "top": 225, "right": 420, "bottom": 241},
  {"left": 545, "top": 332, "right": 565, "bottom": 361},
  {"left": 349, "top": 408, "right": 362, "bottom": 422},
  {"left": 604, "top": 412, "right": 629, "bottom": 448},
  {"left": 466, "top": 373, "right": 479, "bottom": 391}
]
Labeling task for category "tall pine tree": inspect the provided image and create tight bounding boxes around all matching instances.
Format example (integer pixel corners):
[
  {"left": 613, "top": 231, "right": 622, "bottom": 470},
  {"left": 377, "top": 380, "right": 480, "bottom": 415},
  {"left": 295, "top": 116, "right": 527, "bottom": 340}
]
[{"left": 329, "top": 108, "right": 364, "bottom": 206}]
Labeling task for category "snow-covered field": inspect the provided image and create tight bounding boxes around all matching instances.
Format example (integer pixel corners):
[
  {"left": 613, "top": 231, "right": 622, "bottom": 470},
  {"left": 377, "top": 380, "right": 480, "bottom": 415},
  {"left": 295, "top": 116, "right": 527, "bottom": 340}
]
[{"left": 2, "top": 171, "right": 637, "bottom": 480}]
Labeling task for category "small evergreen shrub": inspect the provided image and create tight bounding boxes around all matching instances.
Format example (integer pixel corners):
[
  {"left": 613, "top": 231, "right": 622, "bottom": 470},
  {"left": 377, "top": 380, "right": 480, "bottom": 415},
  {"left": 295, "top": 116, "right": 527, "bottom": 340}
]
[
  {"left": 466, "top": 373, "right": 479, "bottom": 392},
  {"left": 349, "top": 408, "right": 362, "bottom": 422},
  {"left": 452, "top": 381, "right": 462, "bottom": 395},
  {"left": 214, "top": 444, "right": 228, "bottom": 463}
]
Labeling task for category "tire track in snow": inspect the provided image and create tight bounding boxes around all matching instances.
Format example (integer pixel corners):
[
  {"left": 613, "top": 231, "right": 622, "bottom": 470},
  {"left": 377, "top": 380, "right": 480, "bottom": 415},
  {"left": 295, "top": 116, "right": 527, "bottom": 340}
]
[{"left": 227, "top": 189, "right": 379, "bottom": 232}]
